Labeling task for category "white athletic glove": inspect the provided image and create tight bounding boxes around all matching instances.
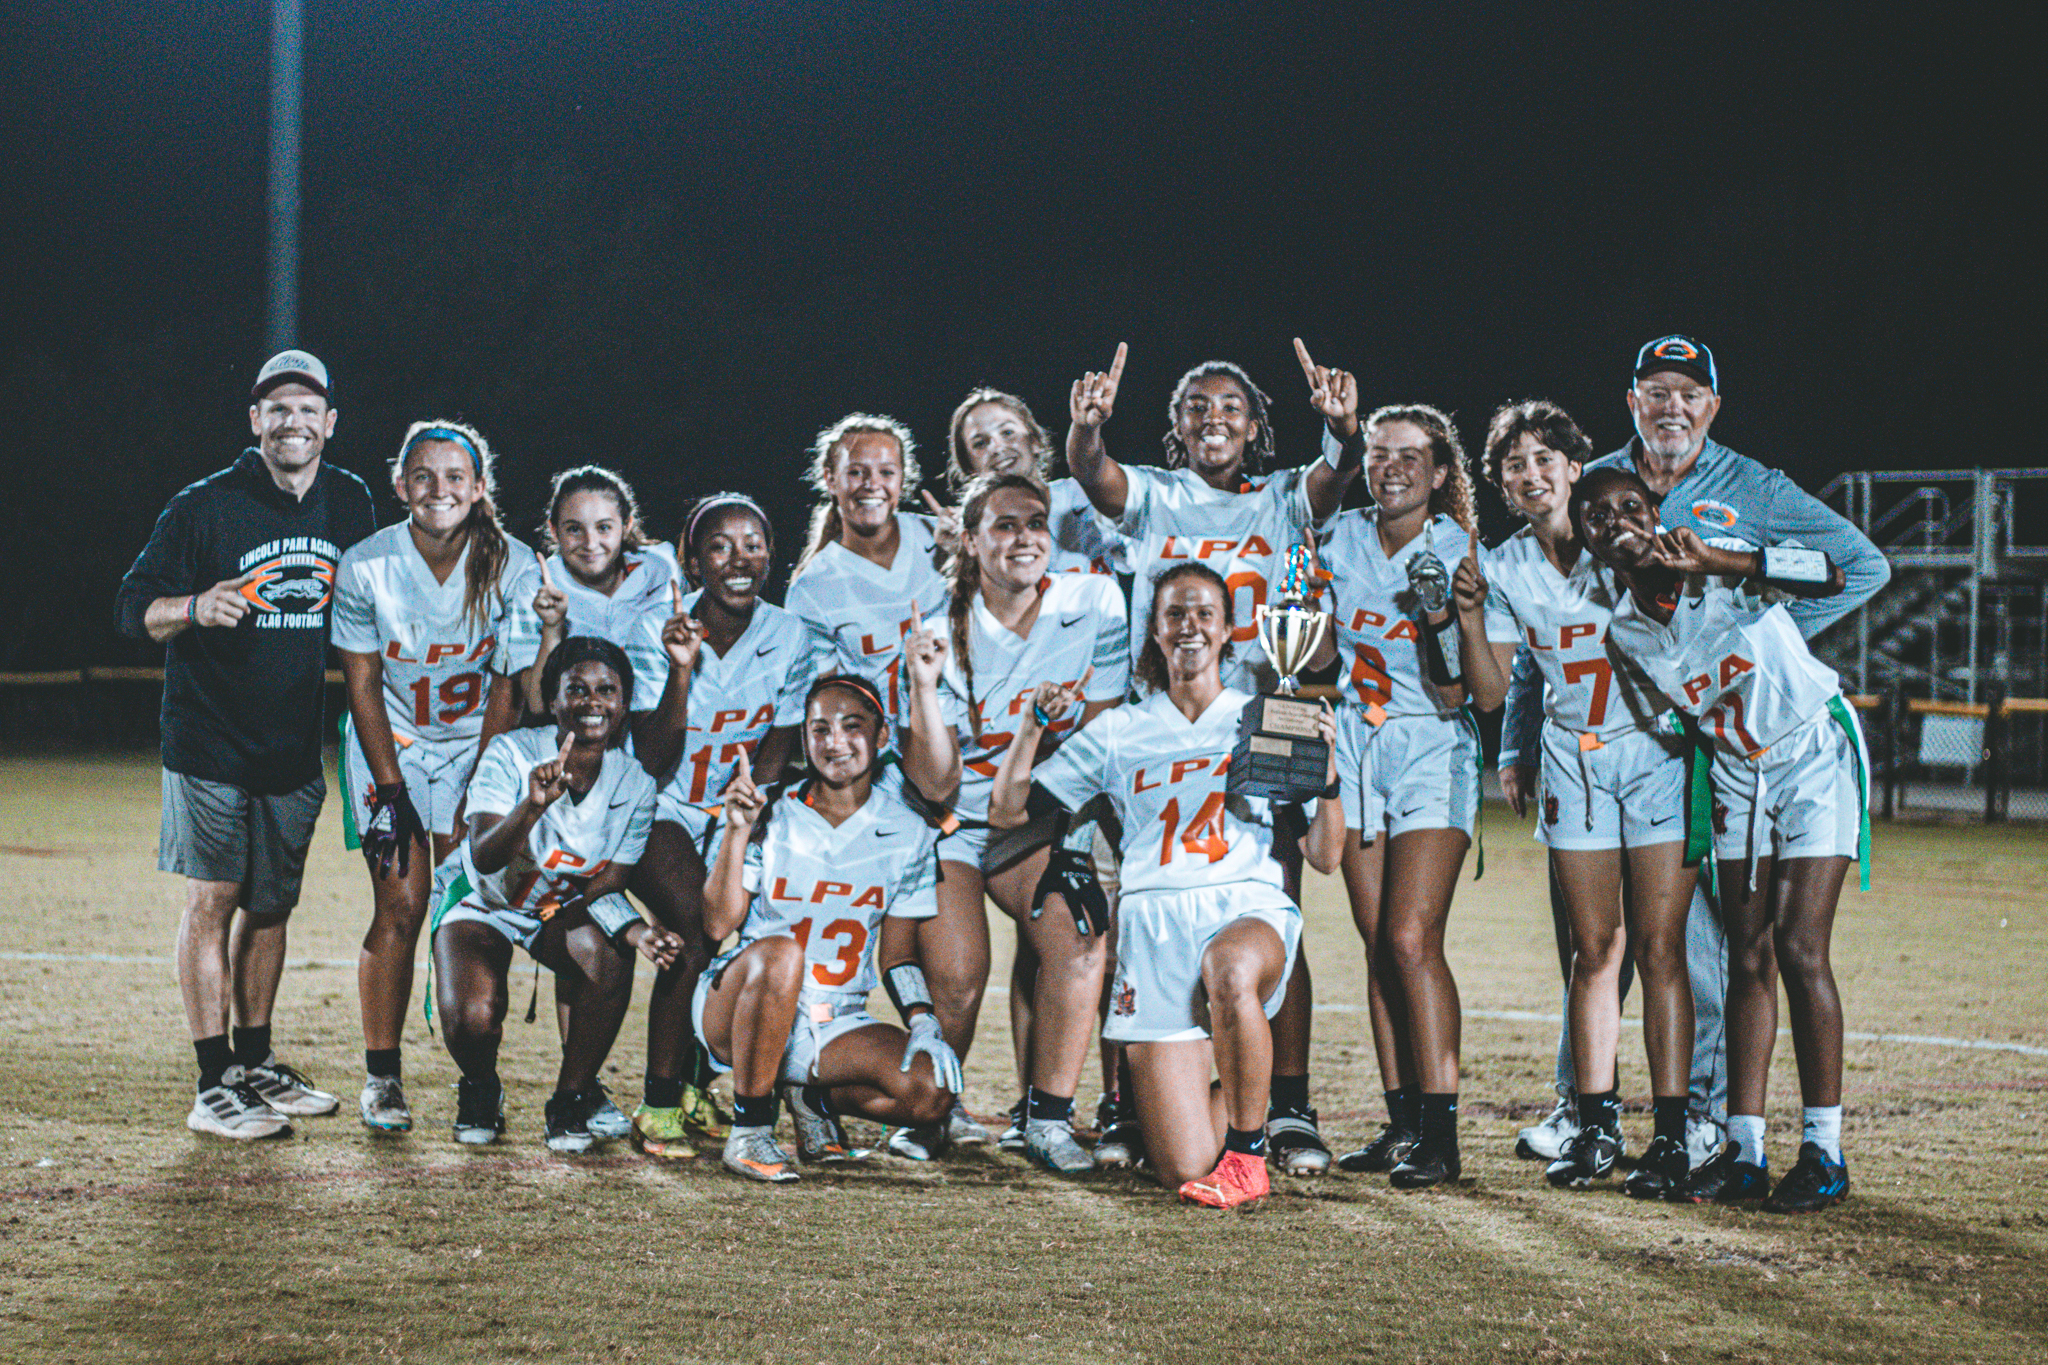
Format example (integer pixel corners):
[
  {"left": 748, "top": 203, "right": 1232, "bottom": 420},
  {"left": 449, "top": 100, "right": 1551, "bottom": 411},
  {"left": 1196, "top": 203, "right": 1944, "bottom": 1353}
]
[{"left": 901, "top": 1013, "right": 964, "bottom": 1094}]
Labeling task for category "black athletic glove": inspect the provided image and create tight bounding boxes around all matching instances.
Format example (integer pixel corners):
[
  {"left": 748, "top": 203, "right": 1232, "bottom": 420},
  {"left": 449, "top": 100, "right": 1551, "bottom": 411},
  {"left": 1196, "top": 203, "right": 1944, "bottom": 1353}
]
[
  {"left": 363, "top": 783, "right": 428, "bottom": 879},
  {"left": 1034, "top": 846, "right": 1110, "bottom": 938}
]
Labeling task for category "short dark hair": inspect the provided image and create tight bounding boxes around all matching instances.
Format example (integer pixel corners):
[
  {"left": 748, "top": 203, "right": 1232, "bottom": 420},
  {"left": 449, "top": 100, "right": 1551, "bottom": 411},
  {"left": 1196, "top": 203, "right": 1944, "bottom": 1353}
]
[
  {"left": 1482, "top": 400, "right": 1594, "bottom": 489},
  {"left": 1567, "top": 466, "right": 1659, "bottom": 551},
  {"left": 541, "top": 635, "right": 635, "bottom": 711}
]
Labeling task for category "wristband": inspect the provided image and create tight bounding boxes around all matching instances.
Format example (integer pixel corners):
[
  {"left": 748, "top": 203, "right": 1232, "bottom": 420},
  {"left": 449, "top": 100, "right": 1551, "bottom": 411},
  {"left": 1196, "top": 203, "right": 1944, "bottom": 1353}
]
[
  {"left": 1423, "top": 614, "right": 1463, "bottom": 687},
  {"left": 1759, "top": 546, "right": 1830, "bottom": 585},
  {"left": 1032, "top": 701, "right": 1054, "bottom": 729},
  {"left": 883, "top": 962, "right": 935, "bottom": 1022},
  {"left": 185, "top": 595, "right": 197, "bottom": 625},
  {"left": 1320, "top": 776, "right": 1341, "bottom": 801}
]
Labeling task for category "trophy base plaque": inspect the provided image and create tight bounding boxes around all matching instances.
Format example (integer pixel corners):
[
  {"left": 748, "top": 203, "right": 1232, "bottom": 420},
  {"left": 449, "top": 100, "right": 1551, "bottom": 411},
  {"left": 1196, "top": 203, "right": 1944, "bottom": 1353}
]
[{"left": 1226, "top": 694, "right": 1331, "bottom": 804}]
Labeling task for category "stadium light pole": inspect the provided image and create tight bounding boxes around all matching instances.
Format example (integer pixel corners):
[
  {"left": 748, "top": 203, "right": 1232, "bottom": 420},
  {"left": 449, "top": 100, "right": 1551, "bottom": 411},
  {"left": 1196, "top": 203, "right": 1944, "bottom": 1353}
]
[{"left": 265, "top": 0, "right": 303, "bottom": 351}]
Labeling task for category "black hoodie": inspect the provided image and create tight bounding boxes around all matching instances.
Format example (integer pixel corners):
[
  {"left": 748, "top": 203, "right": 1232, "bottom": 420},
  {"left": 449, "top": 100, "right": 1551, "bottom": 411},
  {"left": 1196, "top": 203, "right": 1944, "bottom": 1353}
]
[{"left": 116, "top": 449, "right": 376, "bottom": 794}]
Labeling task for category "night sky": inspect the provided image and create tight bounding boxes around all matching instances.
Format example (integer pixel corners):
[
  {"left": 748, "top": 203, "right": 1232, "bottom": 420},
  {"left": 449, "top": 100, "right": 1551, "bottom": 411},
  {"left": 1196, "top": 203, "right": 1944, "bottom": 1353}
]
[{"left": 0, "top": 1, "right": 2029, "bottom": 671}]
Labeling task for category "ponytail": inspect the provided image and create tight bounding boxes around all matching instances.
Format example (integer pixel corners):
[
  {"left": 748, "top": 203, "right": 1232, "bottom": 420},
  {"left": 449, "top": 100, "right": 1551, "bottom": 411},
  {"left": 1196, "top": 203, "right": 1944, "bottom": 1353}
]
[
  {"left": 794, "top": 412, "right": 921, "bottom": 578},
  {"left": 389, "top": 419, "right": 509, "bottom": 632}
]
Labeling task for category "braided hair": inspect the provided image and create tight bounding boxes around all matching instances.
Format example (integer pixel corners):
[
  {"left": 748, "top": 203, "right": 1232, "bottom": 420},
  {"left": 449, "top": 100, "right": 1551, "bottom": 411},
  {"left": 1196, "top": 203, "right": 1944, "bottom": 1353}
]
[
  {"left": 1162, "top": 361, "right": 1277, "bottom": 475},
  {"left": 942, "top": 473, "right": 1050, "bottom": 733}
]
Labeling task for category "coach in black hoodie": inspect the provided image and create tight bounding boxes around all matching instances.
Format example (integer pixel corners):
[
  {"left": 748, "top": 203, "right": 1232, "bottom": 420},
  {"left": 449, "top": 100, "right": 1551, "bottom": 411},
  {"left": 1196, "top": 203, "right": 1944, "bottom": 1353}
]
[{"left": 117, "top": 349, "right": 375, "bottom": 1139}]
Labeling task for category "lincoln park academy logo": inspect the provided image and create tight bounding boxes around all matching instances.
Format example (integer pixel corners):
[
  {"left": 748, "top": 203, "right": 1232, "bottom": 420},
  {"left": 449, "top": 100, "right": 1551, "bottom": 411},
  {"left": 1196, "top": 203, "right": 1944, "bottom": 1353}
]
[{"left": 236, "top": 537, "right": 340, "bottom": 628}]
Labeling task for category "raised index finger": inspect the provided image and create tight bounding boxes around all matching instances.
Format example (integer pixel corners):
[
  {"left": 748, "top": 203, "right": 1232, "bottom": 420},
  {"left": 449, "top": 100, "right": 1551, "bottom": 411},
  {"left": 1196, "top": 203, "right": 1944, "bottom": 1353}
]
[
  {"left": 538, "top": 551, "right": 556, "bottom": 590},
  {"left": 733, "top": 744, "right": 752, "bottom": 785},
  {"left": 1106, "top": 341, "right": 1128, "bottom": 386},
  {"left": 920, "top": 490, "right": 945, "bottom": 517},
  {"left": 1293, "top": 336, "right": 1319, "bottom": 382},
  {"left": 557, "top": 730, "right": 575, "bottom": 763},
  {"left": 671, "top": 581, "right": 684, "bottom": 614}
]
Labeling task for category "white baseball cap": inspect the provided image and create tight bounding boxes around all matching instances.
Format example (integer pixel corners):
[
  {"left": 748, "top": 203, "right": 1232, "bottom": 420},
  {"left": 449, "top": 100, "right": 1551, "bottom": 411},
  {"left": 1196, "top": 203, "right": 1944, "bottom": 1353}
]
[{"left": 252, "top": 349, "right": 331, "bottom": 400}]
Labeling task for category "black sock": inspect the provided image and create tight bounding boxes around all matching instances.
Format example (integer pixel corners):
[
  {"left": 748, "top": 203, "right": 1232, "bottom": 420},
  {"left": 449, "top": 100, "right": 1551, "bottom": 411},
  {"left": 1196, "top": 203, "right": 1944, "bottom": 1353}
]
[
  {"left": 195, "top": 1035, "right": 234, "bottom": 1092},
  {"left": 366, "top": 1048, "right": 401, "bottom": 1081},
  {"left": 550, "top": 1086, "right": 581, "bottom": 1109},
  {"left": 1223, "top": 1125, "right": 1268, "bottom": 1157},
  {"left": 1386, "top": 1087, "right": 1420, "bottom": 1132},
  {"left": 1578, "top": 1089, "right": 1621, "bottom": 1133},
  {"left": 1269, "top": 1073, "right": 1310, "bottom": 1115},
  {"left": 801, "top": 1084, "right": 834, "bottom": 1117},
  {"left": 688, "top": 1042, "right": 718, "bottom": 1091},
  {"left": 232, "top": 1024, "right": 271, "bottom": 1070},
  {"left": 733, "top": 1091, "right": 778, "bottom": 1129},
  {"left": 1653, "top": 1096, "right": 1687, "bottom": 1145},
  {"left": 644, "top": 1075, "right": 684, "bottom": 1109},
  {"left": 1420, "top": 1092, "right": 1459, "bottom": 1146},
  {"left": 1026, "top": 1086, "right": 1072, "bottom": 1123}
]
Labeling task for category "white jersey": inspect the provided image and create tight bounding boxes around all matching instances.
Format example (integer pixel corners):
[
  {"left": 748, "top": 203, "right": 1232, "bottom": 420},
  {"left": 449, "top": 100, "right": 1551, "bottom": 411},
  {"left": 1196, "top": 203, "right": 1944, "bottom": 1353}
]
[
  {"left": 495, "top": 542, "right": 681, "bottom": 710},
  {"left": 1047, "top": 476, "right": 1128, "bottom": 576},
  {"left": 1607, "top": 577, "right": 1842, "bottom": 758},
  {"left": 928, "top": 573, "right": 1130, "bottom": 825},
  {"left": 331, "top": 523, "right": 536, "bottom": 743},
  {"left": 661, "top": 594, "right": 824, "bottom": 807},
  {"left": 1320, "top": 509, "right": 1472, "bottom": 719},
  {"left": 785, "top": 512, "right": 949, "bottom": 730},
  {"left": 458, "top": 727, "right": 657, "bottom": 919},
  {"left": 1035, "top": 687, "right": 1284, "bottom": 897},
  {"left": 1479, "top": 527, "right": 1668, "bottom": 739},
  {"left": 708, "top": 783, "right": 940, "bottom": 995},
  {"left": 1117, "top": 463, "right": 1319, "bottom": 692}
]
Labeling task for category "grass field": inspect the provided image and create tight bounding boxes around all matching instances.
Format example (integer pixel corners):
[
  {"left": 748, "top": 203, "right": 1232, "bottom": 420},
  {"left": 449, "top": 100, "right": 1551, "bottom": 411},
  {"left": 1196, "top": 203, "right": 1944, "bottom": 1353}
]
[{"left": 2, "top": 752, "right": 2044, "bottom": 1364}]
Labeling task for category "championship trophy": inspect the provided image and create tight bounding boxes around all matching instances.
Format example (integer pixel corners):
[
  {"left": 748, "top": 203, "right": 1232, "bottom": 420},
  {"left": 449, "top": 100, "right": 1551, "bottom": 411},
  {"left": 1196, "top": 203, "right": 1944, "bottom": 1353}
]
[{"left": 1227, "top": 543, "right": 1332, "bottom": 803}]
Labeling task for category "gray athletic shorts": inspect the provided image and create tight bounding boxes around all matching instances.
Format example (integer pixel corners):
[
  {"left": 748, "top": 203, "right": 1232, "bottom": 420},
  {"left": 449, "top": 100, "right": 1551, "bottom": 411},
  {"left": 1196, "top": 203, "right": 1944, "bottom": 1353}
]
[{"left": 158, "top": 768, "right": 326, "bottom": 918}]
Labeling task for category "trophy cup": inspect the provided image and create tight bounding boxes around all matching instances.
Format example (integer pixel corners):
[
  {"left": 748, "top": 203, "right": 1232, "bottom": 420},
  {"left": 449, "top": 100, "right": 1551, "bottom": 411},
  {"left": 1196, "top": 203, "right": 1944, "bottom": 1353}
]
[{"left": 1227, "top": 543, "right": 1333, "bottom": 803}]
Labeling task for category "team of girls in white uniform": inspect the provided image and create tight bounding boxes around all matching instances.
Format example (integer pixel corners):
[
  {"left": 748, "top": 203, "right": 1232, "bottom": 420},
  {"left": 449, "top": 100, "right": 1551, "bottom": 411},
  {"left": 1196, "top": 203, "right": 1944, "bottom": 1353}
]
[{"left": 328, "top": 347, "right": 1870, "bottom": 1214}]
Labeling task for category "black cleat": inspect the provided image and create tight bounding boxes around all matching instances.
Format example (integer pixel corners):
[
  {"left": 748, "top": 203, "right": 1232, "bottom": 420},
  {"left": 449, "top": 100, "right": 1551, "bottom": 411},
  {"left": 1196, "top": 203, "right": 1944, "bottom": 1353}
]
[
  {"left": 1266, "top": 1107, "right": 1332, "bottom": 1176},
  {"left": 1337, "top": 1123, "right": 1419, "bottom": 1173},
  {"left": 1762, "top": 1142, "right": 1850, "bottom": 1214},
  {"left": 1545, "top": 1123, "right": 1622, "bottom": 1188},
  {"left": 453, "top": 1076, "right": 506, "bottom": 1146},
  {"left": 1390, "top": 1133, "right": 1461, "bottom": 1190},
  {"left": 544, "top": 1092, "right": 595, "bottom": 1154},
  {"left": 1670, "top": 1141, "right": 1769, "bottom": 1204},
  {"left": 1623, "top": 1134, "right": 1691, "bottom": 1200}
]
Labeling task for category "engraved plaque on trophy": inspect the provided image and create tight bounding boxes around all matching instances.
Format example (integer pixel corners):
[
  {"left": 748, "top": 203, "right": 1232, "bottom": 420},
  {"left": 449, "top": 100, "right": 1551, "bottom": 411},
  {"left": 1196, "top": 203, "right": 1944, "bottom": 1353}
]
[{"left": 1227, "top": 544, "right": 1332, "bottom": 803}]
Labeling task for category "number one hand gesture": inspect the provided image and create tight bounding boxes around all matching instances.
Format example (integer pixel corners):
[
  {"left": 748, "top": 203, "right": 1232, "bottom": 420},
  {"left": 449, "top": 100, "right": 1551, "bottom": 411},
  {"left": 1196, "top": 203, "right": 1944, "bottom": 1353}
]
[
  {"left": 720, "top": 744, "right": 764, "bottom": 833},
  {"left": 662, "top": 581, "right": 704, "bottom": 673},
  {"left": 1452, "top": 537, "right": 1489, "bottom": 616},
  {"left": 527, "top": 730, "right": 576, "bottom": 809},
  {"left": 533, "top": 552, "right": 567, "bottom": 629},
  {"left": 1294, "top": 337, "right": 1359, "bottom": 441},
  {"left": 1069, "top": 342, "right": 1127, "bottom": 432}
]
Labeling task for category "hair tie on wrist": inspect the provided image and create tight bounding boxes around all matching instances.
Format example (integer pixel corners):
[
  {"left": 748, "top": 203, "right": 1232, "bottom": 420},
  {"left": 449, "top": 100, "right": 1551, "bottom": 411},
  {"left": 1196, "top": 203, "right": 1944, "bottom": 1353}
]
[
  {"left": 1032, "top": 701, "right": 1054, "bottom": 729},
  {"left": 186, "top": 596, "right": 197, "bottom": 625}
]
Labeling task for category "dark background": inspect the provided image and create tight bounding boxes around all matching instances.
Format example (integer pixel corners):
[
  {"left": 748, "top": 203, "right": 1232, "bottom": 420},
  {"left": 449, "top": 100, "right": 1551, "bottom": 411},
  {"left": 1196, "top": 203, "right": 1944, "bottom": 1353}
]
[{"left": 0, "top": 1, "right": 2029, "bottom": 672}]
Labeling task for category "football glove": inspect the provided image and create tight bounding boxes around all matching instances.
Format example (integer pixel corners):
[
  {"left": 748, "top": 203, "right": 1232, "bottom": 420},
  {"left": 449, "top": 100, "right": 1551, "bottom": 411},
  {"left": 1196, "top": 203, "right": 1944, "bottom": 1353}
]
[
  {"left": 363, "top": 782, "right": 427, "bottom": 879},
  {"left": 901, "top": 1012, "right": 965, "bottom": 1094},
  {"left": 1033, "top": 846, "right": 1110, "bottom": 938}
]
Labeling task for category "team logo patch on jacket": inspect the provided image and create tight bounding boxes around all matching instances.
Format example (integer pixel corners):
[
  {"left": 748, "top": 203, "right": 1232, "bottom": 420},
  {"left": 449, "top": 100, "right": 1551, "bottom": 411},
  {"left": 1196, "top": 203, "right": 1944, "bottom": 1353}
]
[{"left": 237, "top": 537, "right": 342, "bottom": 626}]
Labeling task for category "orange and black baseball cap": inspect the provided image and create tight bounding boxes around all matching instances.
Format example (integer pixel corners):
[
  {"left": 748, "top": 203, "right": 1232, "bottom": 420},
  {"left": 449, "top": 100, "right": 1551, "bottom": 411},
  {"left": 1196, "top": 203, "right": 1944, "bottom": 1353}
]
[
  {"left": 252, "top": 349, "right": 331, "bottom": 401},
  {"left": 1632, "top": 335, "right": 1716, "bottom": 392}
]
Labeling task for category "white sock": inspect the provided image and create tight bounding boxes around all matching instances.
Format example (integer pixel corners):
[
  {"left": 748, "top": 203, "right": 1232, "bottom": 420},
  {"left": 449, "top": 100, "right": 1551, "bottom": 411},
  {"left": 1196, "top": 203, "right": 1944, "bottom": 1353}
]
[
  {"left": 1727, "top": 1113, "right": 1767, "bottom": 1167},
  {"left": 1801, "top": 1106, "right": 1843, "bottom": 1163}
]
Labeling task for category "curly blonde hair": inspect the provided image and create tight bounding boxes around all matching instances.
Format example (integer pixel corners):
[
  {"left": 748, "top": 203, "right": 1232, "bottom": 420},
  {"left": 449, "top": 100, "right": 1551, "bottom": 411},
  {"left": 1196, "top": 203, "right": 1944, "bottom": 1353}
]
[{"left": 1364, "top": 403, "right": 1476, "bottom": 534}]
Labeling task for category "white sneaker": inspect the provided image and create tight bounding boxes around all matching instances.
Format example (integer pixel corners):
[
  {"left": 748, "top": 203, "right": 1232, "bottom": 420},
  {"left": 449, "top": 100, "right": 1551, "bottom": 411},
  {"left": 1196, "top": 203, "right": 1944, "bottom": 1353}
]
[
  {"left": 242, "top": 1057, "right": 339, "bottom": 1117},
  {"left": 1685, "top": 1113, "right": 1724, "bottom": 1170},
  {"left": 1024, "top": 1117, "right": 1094, "bottom": 1175},
  {"left": 583, "top": 1087, "right": 631, "bottom": 1140},
  {"left": 723, "top": 1126, "right": 800, "bottom": 1183},
  {"left": 359, "top": 1075, "right": 411, "bottom": 1133},
  {"left": 1515, "top": 1093, "right": 1577, "bottom": 1161},
  {"left": 887, "top": 1124, "right": 943, "bottom": 1161},
  {"left": 188, "top": 1067, "right": 293, "bottom": 1140},
  {"left": 946, "top": 1101, "right": 991, "bottom": 1147}
]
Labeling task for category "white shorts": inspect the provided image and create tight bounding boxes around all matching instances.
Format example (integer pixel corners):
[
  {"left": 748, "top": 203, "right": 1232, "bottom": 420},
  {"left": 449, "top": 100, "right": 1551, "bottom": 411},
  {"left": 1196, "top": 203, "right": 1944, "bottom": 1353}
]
[
  {"left": 694, "top": 943, "right": 877, "bottom": 1085},
  {"left": 1536, "top": 722, "right": 1690, "bottom": 852},
  {"left": 1336, "top": 708, "right": 1480, "bottom": 839},
  {"left": 341, "top": 718, "right": 477, "bottom": 846},
  {"left": 431, "top": 867, "right": 640, "bottom": 953},
  {"left": 1711, "top": 704, "right": 1868, "bottom": 866},
  {"left": 1104, "top": 883, "right": 1301, "bottom": 1044}
]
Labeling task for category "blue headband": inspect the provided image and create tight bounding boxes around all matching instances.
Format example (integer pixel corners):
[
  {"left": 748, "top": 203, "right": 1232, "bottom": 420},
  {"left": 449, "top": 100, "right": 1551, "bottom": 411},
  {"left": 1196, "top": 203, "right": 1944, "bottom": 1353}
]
[{"left": 401, "top": 425, "right": 484, "bottom": 476}]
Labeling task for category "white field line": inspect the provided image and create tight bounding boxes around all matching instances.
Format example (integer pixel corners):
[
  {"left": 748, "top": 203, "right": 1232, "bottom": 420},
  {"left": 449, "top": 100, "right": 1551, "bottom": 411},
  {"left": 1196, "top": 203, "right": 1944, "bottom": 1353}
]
[{"left": 8, "top": 953, "right": 2046, "bottom": 1059}]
